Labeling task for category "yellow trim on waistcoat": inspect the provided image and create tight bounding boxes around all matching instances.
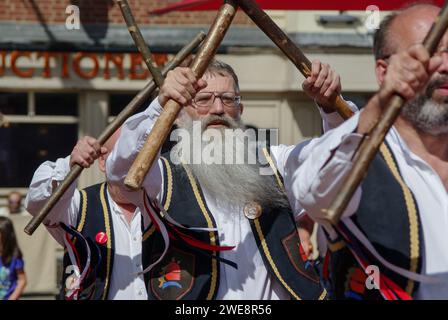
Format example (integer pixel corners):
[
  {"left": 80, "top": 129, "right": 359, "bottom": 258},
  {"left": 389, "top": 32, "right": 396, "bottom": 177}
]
[
  {"left": 142, "top": 225, "right": 156, "bottom": 242},
  {"left": 77, "top": 189, "right": 88, "bottom": 232},
  {"left": 379, "top": 144, "right": 420, "bottom": 295},
  {"left": 262, "top": 148, "right": 284, "bottom": 189},
  {"left": 327, "top": 239, "right": 347, "bottom": 252},
  {"left": 182, "top": 164, "right": 218, "bottom": 300},
  {"left": 254, "top": 148, "right": 327, "bottom": 300},
  {"left": 99, "top": 183, "right": 113, "bottom": 300},
  {"left": 161, "top": 157, "right": 173, "bottom": 211}
]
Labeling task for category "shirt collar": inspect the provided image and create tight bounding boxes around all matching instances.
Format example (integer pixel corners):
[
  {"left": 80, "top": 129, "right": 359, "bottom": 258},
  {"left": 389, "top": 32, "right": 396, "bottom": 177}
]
[
  {"left": 106, "top": 188, "right": 139, "bottom": 219},
  {"left": 388, "top": 126, "right": 433, "bottom": 170}
]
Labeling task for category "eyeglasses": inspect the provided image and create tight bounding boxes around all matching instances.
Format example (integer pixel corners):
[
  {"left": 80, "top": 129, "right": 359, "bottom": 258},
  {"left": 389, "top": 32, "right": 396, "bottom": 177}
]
[{"left": 193, "top": 92, "right": 241, "bottom": 110}]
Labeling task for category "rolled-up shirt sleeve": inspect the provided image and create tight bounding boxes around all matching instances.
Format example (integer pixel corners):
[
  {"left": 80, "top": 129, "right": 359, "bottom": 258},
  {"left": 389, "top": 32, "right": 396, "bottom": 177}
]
[
  {"left": 317, "top": 99, "right": 359, "bottom": 132},
  {"left": 106, "top": 97, "right": 165, "bottom": 206},
  {"left": 269, "top": 100, "right": 359, "bottom": 221},
  {"left": 283, "top": 111, "right": 365, "bottom": 235},
  {"left": 272, "top": 112, "right": 368, "bottom": 240},
  {"left": 270, "top": 143, "right": 309, "bottom": 221},
  {"left": 24, "top": 155, "right": 80, "bottom": 245}
]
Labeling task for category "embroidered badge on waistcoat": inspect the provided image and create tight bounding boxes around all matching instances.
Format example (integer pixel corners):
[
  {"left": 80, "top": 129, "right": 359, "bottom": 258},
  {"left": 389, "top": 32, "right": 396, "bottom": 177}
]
[
  {"left": 150, "top": 247, "right": 196, "bottom": 300},
  {"left": 344, "top": 267, "right": 367, "bottom": 300},
  {"left": 282, "top": 231, "right": 320, "bottom": 283}
]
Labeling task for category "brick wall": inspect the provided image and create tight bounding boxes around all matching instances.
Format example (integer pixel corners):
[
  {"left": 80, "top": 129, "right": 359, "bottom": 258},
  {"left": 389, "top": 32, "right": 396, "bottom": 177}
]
[{"left": 0, "top": 0, "right": 253, "bottom": 26}]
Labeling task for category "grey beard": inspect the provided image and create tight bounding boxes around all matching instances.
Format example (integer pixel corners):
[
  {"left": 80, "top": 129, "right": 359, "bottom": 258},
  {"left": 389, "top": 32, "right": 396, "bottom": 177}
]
[
  {"left": 402, "top": 75, "right": 448, "bottom": 136},
  {"left": 189, "top": 161, "right": 290, "bottom": 211},
  {"left": 171, "top": 110, "right": 290, "bottom": 210}
]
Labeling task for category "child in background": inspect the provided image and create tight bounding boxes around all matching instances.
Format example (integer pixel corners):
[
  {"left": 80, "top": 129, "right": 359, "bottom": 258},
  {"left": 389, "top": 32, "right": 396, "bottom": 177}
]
[{"left": 0, "top": 217, "right": 26, "bottom": 300}]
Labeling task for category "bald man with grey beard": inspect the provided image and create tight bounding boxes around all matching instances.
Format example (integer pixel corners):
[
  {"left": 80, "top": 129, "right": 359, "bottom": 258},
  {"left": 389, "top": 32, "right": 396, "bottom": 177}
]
[
  {"left": 106, "top": 59, "right": 357, "bottom": 300},
  {"left": 291, "top": 3, "right": 448, "bottom": 300}
]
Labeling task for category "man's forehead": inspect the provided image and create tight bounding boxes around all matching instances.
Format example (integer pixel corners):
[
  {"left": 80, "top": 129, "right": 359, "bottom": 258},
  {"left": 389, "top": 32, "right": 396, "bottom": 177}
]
[
  {"left": 202, "top": 71, "right": 232, "bottom": 81},
  {"left": 200, "top": 72, "right": 235, "bottom": 89},
  {"left": 9, "top": 193, "right": 21, "bottom": 200},
  {"left": 392, "top": 6, "right": 440, "bottom": 47}
]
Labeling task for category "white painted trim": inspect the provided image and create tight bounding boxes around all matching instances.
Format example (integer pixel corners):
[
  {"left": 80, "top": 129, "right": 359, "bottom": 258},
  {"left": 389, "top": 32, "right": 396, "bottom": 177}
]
[{"left": 2, "top": 115, "right": 78, "bottom": 124}]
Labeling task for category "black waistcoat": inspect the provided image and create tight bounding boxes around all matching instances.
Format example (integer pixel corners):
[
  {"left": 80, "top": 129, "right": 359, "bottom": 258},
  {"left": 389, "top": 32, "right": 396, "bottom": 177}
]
[
  {"left": 327, "top": 143, "right": 423, "bottom": 299},
  {"left": 142, "top": 150, "right": 326, "bottom": 300},
  {"left": 59, "top": 182, "right": 115, "bottom": 300}
]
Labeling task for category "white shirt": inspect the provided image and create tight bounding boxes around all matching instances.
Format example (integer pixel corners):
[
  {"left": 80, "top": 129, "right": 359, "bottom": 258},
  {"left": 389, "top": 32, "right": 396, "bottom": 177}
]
[
  {"left": 25, "top": 157, "right": 147, "bottom": 300},
  {"left": 106, "top": 98, "right": 354, "bottom": 300},
  {"left": 289, "top": 110, "right": 448, "bottom": 300}
]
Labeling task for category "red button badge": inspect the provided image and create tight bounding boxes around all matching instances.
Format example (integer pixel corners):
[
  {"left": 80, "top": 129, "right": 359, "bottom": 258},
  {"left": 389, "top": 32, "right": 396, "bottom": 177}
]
[{"left": 95, "top": 232, "right": 108, "bottom": 245}]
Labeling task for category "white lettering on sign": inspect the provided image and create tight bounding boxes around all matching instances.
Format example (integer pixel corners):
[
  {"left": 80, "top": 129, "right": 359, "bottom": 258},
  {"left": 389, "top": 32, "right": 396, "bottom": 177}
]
[{"left": 66, "top": 5, "right": 81, "bottom": 30}]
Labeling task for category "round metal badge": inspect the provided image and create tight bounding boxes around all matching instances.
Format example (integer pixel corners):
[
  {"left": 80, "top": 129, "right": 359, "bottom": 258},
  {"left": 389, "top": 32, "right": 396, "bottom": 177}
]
[{"left": 243, "top": 202, "right": 262, "bottom": 220}]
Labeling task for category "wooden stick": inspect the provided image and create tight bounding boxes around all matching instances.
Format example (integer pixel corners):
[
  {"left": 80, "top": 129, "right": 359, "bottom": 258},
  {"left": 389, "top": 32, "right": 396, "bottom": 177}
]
[
  {"left": 324, "top": 2, "right": 448, "bottom": 225},
  {"left": 24, "top": 32, "right": 206, "bottom": 236},
  {"left": 116, "top": 0, "right": 164, "bottom": 87},
  {"left": 124, "top": 0, "right": 238, "bottom": 190},
  {"left": 235, "top": 0, "right": 354, "bottom": 120}
]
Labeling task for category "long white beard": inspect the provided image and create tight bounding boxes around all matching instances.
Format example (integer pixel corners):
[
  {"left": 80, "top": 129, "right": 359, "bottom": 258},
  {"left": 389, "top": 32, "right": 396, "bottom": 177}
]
[{"left": 169, "top": 110, "right": 290, "bottom": 210}]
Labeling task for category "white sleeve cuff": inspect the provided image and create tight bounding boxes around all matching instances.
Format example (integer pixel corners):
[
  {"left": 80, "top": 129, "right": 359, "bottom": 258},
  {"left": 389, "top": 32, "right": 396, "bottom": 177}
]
[
  {"left": 317, "top": 99, "right": 360, "bottom": 132},
  {"left": 53, "top": 156, "right": 72, "bottom": 182},
  {"left": 145, "top": 97, "right": 164, "bottom": 119}
]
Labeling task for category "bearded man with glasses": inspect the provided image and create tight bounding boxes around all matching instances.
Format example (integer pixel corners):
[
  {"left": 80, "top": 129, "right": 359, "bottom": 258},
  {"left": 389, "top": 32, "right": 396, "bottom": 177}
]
[{"left": 106, "top": 59, "right": 356, "bottom": 300}]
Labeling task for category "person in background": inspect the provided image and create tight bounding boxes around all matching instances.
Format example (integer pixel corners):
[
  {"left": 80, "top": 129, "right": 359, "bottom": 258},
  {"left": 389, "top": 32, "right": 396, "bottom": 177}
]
[
  {"left": 25, "top": 129, "right": 147, "bottom": 300},
  {"left": 0, "top": 217, "right": 27, "bottom": 300},
  {"left": 0, "top": 192, "right": 28, "bottom": 217}
]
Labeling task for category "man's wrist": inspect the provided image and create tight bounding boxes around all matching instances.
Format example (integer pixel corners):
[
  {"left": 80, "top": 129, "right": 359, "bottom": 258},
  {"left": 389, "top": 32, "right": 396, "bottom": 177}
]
[{"left": 315, "top": 99, "right": 336, "bottom": 114}]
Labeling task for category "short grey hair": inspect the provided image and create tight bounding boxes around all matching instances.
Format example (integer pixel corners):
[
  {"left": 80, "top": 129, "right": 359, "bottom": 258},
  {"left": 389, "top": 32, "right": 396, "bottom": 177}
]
[
  {"left": 373, "top": 12, "right": 399, "bottom": 60},
  {"left": 205, "top": 59, "right": 240, "bottom": 93}
]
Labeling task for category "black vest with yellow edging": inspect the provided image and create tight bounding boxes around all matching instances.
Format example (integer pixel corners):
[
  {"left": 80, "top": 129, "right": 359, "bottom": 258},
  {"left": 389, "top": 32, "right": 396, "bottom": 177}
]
[
  {"left": 59, "top": 182, "right": 115, "bottom": 300},
  {"left": 141, "top": 149, "right": 327, "bottom": 300},
  {"left": 326, "top": 143, "right": 423, "bottom": 299}
]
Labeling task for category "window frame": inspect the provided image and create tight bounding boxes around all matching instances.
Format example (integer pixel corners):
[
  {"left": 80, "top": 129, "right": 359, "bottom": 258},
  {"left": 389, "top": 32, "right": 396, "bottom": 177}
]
[{"left": 0, "top": 90, "right": 80, "bottom": 191}]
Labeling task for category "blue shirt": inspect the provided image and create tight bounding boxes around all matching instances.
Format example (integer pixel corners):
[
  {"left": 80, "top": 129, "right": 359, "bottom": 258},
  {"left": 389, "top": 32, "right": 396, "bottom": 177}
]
[{"left": 0, "top": 256, "right": 24, "bottom": 300}]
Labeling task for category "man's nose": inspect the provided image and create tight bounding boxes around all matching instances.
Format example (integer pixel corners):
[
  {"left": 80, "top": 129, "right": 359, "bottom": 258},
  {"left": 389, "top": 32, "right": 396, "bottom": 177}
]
[{"left": 209, "top": 96, "right": 225, "bottom": 115}]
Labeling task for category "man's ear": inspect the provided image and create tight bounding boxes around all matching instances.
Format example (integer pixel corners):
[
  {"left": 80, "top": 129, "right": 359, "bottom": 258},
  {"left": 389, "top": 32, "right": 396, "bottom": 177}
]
[
  {"left": 98, "top": 154, "right": 106, "bottom": 173},
  {"left": 376, "top": 59, "right": 388, "bottom": 86},
  {"left": 239, "top": 103, "right": 244, "bottom": 116}
]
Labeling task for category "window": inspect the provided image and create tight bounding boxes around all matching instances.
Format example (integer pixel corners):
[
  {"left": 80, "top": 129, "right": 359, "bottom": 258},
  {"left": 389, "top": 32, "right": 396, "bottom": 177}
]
[
  {"left": 0, "top": 92, "right": 78, "bottom": 188},
  {"left": 0, "top": 92, "right": 27, "bottom": 115},
  {"left": 108, "top": 92, "right": 155, "bottom": 122},
  {"left": 35, "top": 93, "right": 78, "bottom": 116},
  {"left": 108, "top": 92, "right": 176, "bottom": 154}
]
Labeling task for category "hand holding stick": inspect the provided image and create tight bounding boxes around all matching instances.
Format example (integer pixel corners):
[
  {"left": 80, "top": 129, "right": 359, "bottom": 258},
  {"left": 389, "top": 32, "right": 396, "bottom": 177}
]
[
  {"left": 235, "top": 0, "right": 354, "bottom": 119},
  {"left": 124, "top": 0, "right": 238, "bottom": 190}
]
